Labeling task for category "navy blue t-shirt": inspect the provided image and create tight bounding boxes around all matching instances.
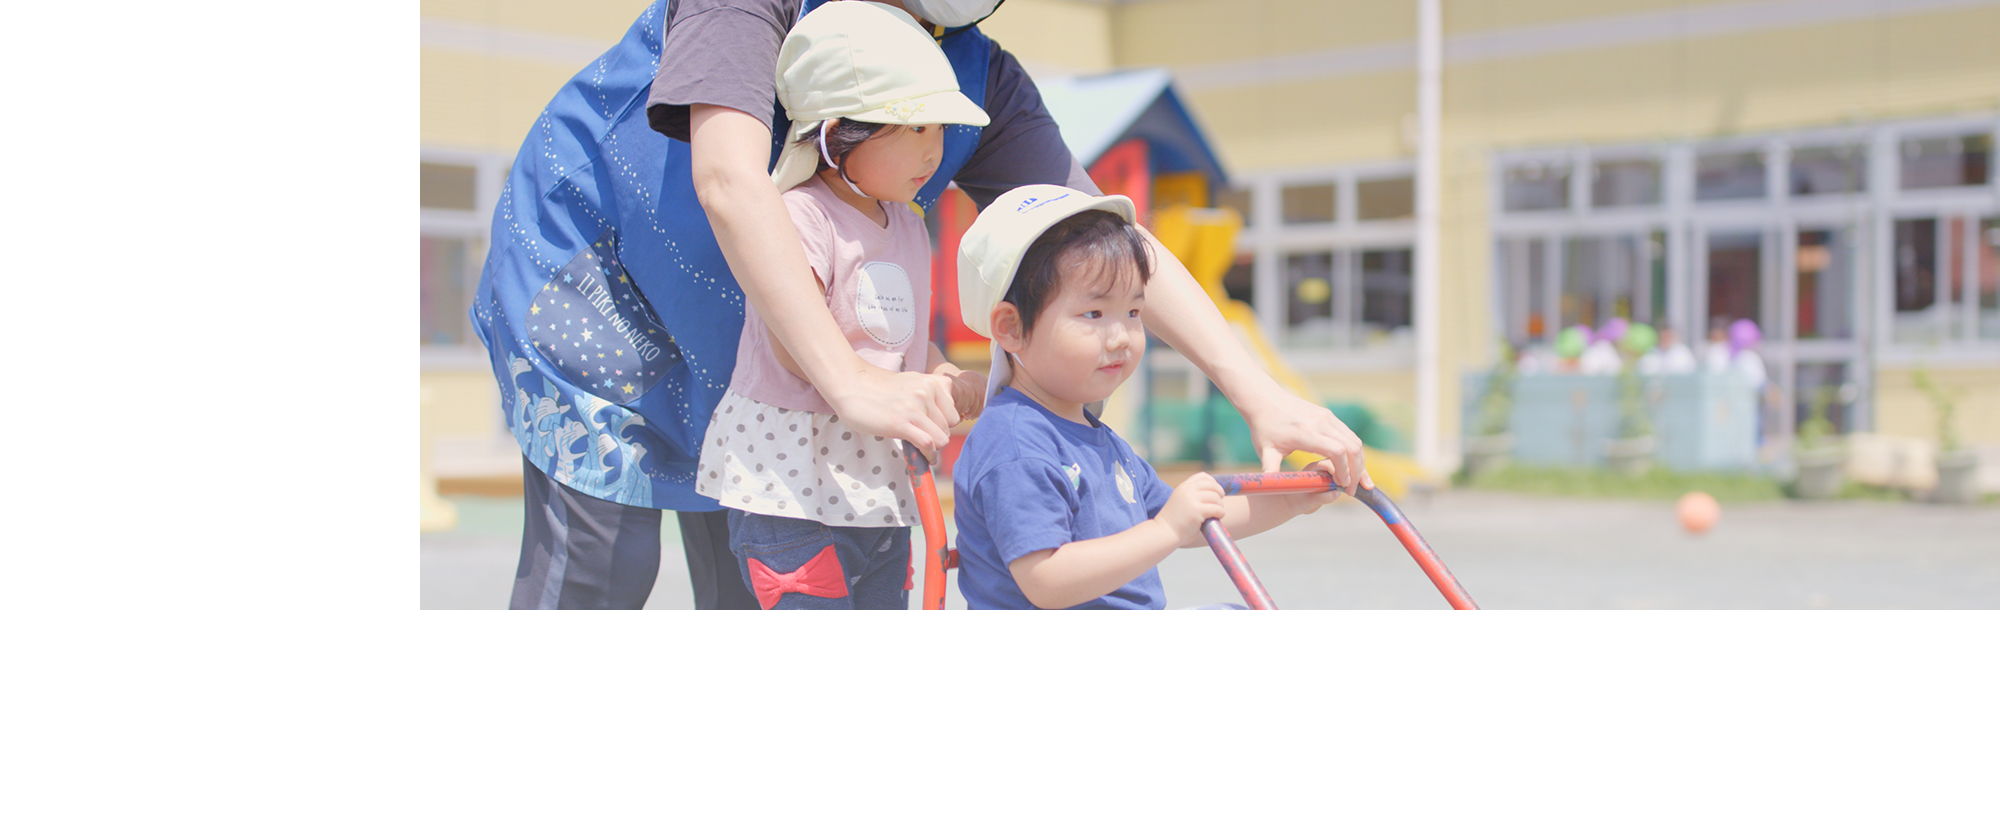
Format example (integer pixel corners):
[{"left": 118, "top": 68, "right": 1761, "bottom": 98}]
[{"left": 953, "top": 388, "right": 1175, "bottom": 610}]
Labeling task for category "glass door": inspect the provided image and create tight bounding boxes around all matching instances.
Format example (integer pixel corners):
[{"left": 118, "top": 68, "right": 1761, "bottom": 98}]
[
  {"left": 1697, "top": 226, "right": 1779, "bottom": 449},
  {"left": 1785, "top": 224, "right": 1865, "bottom": 439}
]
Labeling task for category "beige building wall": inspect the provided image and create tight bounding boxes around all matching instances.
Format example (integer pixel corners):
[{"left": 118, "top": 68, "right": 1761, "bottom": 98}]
[
  {"left": 423, "top": 0, "right": 2000, "bottom": 483},
  {"left": 1876, "top": 367, "right": 2000, "bottom": 448},
  {"left": 1114, "top": 0, "right": 2000, "bottom": 462},
  {"left": 421, "top": 0, "right": 644, "bottom": 154},
  {"left": 976, "top": 0, "right": 1115, "bottom": 75}
]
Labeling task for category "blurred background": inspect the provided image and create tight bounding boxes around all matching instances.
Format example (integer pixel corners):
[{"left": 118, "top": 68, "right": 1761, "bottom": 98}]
[{"left": 421, "top": 0, "right": 1999, "bottom": 608}]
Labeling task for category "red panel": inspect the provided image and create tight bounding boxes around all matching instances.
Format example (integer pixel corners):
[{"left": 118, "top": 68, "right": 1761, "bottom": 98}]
[
  {"left": 1087, "top": 139, "right": 1152, "bottom": 228},
  {"left": 933, "top": 187, "right": 981, "bottom": 349}
]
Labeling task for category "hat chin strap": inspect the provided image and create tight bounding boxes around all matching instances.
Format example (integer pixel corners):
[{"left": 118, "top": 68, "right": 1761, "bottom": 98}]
[{"left": 817, "top": 119, "right": 876, "bottom": 201}]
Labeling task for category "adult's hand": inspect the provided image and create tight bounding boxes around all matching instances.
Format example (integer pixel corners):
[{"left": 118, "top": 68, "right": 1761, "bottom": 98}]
[
  {"left": 688, "top": 104, "right": 956, "bottom": 459},
  {"left": 1243, "top": 387, "right": 1373, "bottom": 497},
  {"left": 821, "top": 364, "right": 958, "bottom": 462}
]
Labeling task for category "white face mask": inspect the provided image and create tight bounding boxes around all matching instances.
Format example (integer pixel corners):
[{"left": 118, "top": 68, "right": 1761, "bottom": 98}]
[{"left": 899, "top": 0, "right": 1002, "bottom": 28}]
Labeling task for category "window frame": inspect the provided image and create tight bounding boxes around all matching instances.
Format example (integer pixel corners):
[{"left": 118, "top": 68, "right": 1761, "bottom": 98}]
[
  {"left": 419, "top": 148, "right": 509, "bottom": 370},
  {"left": 1489, "top": 113, "right": 2000, "bottom": 442},
  {"left": 1227, "top": 160, "right": 1419, "bottom": 370}
]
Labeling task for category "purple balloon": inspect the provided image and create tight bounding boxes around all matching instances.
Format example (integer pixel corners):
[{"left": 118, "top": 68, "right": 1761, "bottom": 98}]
[
  {"left": 1597, "top": 317, "right": 1629, "bottom": 344},
  {"left": 1728, "top": 318, "right": 1761, "bottom": 354}
]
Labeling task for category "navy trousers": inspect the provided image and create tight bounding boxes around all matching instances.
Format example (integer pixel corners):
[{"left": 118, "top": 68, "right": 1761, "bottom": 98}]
[{"left": 511, "top": 455, "right": 757, "bottom": 610}]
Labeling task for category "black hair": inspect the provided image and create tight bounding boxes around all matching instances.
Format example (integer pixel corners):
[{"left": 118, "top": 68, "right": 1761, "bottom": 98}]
[
  {"left": 1003, "top": 208, "right": 1154, "bottom": 338},
  {"left": 797, "top": 118, "right": 905, "bottom": 176}
]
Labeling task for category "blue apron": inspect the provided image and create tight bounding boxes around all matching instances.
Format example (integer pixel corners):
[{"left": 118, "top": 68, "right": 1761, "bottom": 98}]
[{"left": 472, "top": 0, "right": 991, "bottom": 511}]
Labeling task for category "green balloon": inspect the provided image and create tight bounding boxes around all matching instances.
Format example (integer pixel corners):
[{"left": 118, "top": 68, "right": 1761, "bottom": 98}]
[
  {"left": 1622, "top": 322, "right": 1658, "bottom": 354},
  {"left": 1556, "top": 326, "right": 1586, "bottom": 359}
]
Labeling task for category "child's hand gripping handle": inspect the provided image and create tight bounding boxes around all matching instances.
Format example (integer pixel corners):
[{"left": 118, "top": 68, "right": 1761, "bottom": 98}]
[
  {"left": 1201, "top": 519, "right": 1278, "bottom": 610},
  {"left": 1211, "top": 472, "right": 1480, "bottom": 611},
  {"left": 903, "top": 441, "right": 953, "bottom": 610}
]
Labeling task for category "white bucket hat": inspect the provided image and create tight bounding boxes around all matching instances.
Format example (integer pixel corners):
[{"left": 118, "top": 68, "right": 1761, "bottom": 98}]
[
  {"left": 956, "top": 184, "right": 1138, "bottom": 400},
  {"left": 770, "top": 2, "right": 990, "bottom": 194}
]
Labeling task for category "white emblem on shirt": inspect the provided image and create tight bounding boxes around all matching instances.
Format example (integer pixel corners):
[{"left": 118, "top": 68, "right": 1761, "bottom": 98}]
[
  {"left": 1114, "top": 462, "right": 1137, "bottom": 504},
  {"left": 854, "top": 261, "right": 915, "bottom": 348},
  {"left": 1063, "top": 462, "right": 1082, "bottom": 491}
]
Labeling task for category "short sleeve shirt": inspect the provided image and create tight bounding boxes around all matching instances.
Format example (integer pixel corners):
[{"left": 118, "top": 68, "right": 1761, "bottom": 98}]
[
  {"left": 952, "top": 388, "right": 1176, "bottom": 610},
  {"left": 729, "top": 177, "right": 933, "bottom": 413}
]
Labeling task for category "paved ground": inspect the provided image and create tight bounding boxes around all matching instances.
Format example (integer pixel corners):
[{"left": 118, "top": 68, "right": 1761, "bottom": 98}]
[{"left": 422, "top": 490, "right": 2000, "bottom": 610}]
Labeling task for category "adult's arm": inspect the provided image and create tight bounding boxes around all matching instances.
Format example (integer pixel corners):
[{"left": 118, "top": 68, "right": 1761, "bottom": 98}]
[
  {"left": 687, "top": 104, "right": 957, "bottom": 456},
  {"left": 955, "top": 41, "right": 1373, "bottom": 490},
  {"left": 1136, "top": 228, "right": 1374, "bottom": 493}
]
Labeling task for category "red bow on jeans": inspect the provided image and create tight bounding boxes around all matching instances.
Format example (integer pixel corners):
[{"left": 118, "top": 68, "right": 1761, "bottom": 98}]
[{"left": 747, "top": 545, "right": 849, "bottom": 609}]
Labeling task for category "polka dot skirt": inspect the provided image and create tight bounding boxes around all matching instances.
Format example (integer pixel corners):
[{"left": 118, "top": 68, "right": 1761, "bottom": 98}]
[{"left": 695, "top": 389, "right": 914, "bottom": 527}]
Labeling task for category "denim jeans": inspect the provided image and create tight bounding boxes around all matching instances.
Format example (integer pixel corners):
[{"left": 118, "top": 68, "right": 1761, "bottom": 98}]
[{"left": 726, "top": 510, "right": 911, "bottom": 610}]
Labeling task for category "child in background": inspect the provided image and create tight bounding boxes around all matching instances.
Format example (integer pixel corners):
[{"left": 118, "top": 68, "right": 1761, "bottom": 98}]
[
  {"left": 696, "top": 2, "right": 987, "bottom": 610},
  {"left": 950, "top": 185, "right": 1340, "bottom": 610}
]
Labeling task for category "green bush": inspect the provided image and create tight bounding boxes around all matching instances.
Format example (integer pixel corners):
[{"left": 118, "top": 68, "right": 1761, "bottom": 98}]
[
  {"left": 1144, "top": 397, "right": 1406, "bottom": 465},
  {"left": 1465, "top": 464, "right": 1786, "bottom": 502}
]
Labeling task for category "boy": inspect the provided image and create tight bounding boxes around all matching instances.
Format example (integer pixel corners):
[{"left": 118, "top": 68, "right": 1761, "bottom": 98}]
[{"left": 951, "top": 185, "right": 1340, "bottom": 610}]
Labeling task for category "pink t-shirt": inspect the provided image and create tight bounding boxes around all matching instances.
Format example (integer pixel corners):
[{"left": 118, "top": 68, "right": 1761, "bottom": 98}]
[{"left": 729, "top": 176, "right": 933, "bottom": 413}]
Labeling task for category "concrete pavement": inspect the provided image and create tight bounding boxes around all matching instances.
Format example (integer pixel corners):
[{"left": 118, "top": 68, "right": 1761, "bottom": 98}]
[{"left": 421, "top": 490, "right": 2000, "bottom": 610}]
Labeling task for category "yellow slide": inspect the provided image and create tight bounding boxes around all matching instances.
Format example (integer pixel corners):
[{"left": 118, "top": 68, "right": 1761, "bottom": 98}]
[{"left": 1150, "top": 193, "right": 1431, "bottom": 498}]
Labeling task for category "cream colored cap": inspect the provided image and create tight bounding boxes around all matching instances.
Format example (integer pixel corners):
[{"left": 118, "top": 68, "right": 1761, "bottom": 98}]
[
  {"left": 955, "top": 184, "right": 1137, "bottom": 400},
  {"left": 770, "top": 2, "right": 990, "bottom": 193}
]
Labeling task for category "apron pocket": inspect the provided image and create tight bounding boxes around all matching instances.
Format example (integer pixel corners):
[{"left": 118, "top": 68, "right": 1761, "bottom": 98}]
[{"left": 527, "top": 228, "right": 681, "bottom": 405}]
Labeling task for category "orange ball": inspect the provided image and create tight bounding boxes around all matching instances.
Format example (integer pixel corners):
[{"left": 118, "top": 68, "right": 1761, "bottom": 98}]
[{"left": 1677, "top": 492, "right": 1720, "bottom": 535}]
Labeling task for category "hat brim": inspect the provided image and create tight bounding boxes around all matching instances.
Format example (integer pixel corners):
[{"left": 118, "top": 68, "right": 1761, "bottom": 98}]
[{"left": 842, "top": 89, "right": 990, "bottom": 129}]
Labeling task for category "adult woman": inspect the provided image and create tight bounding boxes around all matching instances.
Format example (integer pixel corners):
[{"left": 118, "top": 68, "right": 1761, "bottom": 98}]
[{"left": 473, "top": 0, "right": 1371, "bottom": 609}]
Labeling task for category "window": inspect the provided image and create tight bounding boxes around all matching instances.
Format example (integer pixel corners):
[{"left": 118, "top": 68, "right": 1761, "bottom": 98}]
[
  {"left": 1278, "top": 248, "right": 1414, "bottom": 351},
  {"left": 422, "top": 162, "right": 479, "bottom": 211},
  {"left": 1281, "top": 183, "right": 1335, "bottom": 224},
  {"left": 1983, "top": 218, "right": 1999, "bottom": 340},
  {"left": 1899, "top": 215, "right": 2000, "bottom": 345},
  {"left": 1359, "top": 249, "right": 1414, "bottom": 348},
  {"left": 1283, "top": 251, "right": 1337, "bottom": 348},
  {"left": 1696, "top": 150, "right": 1766, "bottom": 201},
  {"left": 1497, "top": 237, "right": 1552, "bottom": 344},
  {"left": 1561, "top": 234, "right": 1663, "bottom": 331},
  {"left": 421, "top": 235, "right": 477, "bottom": 347},
  {"left": 1895, "top": 217, "right": 1956, "bottom": 344},
  {"left": 420, "top": 156, "right": 499, "bottom": 355},
  {"left": 1227, "top": 165, "right": 1418, "bottom": 358},
  {"left": 1591, "top": 158, "right": 1661, "bottom": 208},
  {"left": 1503, "top": 161, "right": 1568, "bottom": 211},
  {"left": 1900, "top": 134, "right": 1992, "bottom": 190},
  {"left": 1790, "top": 145, "right": 1865, "bottom": 196},
  {"left": 1706, "top": 232, "right": 1763, "bottom": 332},
  {"left": 1494, "top": 117, "right": 2000, "bottom": 445},
  {"left": 1220, "top": 252, "right": 1254, "bottom": 305},
  {"left": 1794, "top": 228, "right": 1854, "bottom": 340},
  {"left": 1356, "top": 176, "right": 1414, "bottom": 221},
  {"left": 1214, "top": 185, "right": 1253, "bottom": 226}
]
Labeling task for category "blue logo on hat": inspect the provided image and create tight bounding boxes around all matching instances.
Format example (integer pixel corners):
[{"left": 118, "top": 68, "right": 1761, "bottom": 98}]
[{"left": 1015, "top": 192, "right": 1071, "bottom": 213}]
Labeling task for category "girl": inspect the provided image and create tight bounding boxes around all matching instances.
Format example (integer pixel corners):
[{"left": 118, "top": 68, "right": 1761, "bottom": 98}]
[{"left": 695, "top": 2, "right": 987, "bottom": 610}]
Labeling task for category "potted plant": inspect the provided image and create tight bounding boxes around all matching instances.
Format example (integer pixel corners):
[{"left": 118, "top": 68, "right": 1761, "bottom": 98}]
[
  {"left": 1463, "top": 341, "right": 1516, "bottom": 479},
  {"left": 1915, "top": 369, "right": 1980, "bottom": 504},
  {"left": 1792, "top": 385, "right": 1844, "bottom": 499},
  {"left": 1601, "top": 322, "right": 1656, "bottom": 476}
]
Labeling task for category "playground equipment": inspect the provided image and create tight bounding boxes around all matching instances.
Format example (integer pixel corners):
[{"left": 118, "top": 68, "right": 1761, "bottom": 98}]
[
  {"left": 905, "top": 444, "right": 1478, "bottom": 611},
  {"left": 1148, "top": 197, "right": 1436, "bottom": 499}
]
